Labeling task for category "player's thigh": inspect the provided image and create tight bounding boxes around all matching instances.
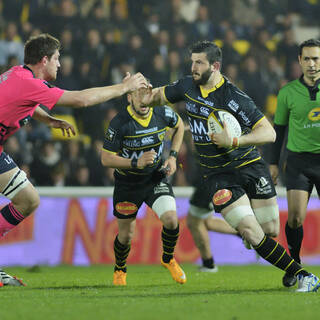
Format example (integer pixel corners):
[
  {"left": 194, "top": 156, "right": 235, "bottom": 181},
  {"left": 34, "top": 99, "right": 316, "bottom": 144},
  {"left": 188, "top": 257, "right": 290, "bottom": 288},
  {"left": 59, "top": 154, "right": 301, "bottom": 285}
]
[
  {"left": 113, "top": 183, "right": 145, "bottom": 219},
  {"left": 11, "top": 182, "right": 40, "bottom": 213}
]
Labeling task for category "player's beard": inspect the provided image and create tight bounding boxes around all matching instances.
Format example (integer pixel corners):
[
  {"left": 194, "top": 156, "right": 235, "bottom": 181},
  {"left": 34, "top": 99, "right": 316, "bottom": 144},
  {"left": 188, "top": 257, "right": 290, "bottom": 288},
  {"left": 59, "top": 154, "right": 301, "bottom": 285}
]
[
  {"left": 132, "top": 102, "right": 150, "bottom": 117},
  {"left": 192, "top": 67, "right": 213, "bottom": 86}
]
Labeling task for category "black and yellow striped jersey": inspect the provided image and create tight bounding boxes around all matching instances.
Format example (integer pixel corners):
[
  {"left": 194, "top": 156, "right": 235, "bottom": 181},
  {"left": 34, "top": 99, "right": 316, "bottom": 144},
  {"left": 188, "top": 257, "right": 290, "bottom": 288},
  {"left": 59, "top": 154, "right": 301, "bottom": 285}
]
[
  {"left": 103, "top": 105, "right": 179, "bottom": 182},
  {"left": 164, "top": 76, "right": 264, "bottom": 175}
]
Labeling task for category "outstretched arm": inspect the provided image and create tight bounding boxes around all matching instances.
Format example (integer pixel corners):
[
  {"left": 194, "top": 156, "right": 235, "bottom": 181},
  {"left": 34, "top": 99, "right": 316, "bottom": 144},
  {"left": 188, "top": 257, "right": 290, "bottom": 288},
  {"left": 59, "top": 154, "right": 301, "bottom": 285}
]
[
  {"left": 33, "top": 106, "right": 76, "bottom": 137},
  {"left": 56, "top": 72, "right": 148, "bottom": 107},
  {"left": 141, "top": 86, "right": 168, "bottom": 107}
]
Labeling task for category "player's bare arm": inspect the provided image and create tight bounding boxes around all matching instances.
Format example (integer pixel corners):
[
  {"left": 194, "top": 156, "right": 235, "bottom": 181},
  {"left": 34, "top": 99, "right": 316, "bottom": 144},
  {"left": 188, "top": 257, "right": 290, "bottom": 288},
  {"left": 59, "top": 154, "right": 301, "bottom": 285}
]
[
  {"left": 211, "top": 117, "right": 275, "bottom": 148},
  {"left": 239, "top": 117, "right": 276, "bottom": 146},
  {"left": 33, "top": 106, "right": 76, "bottom": 137},
  {"left": 101, "top": 150, "right": 157, "bottom": 170},
  {"left": 163, "top": 117, "right": 184, "bottom": 176},
  {"left": 56, "top": 72, "right": 148, "bottom": 107}
]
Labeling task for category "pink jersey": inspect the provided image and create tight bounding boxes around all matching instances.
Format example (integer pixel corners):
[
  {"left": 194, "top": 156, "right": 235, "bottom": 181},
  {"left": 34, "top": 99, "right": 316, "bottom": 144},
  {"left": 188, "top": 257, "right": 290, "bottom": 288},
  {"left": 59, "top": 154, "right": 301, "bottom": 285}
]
[{"left": 0, "top": 65, "right": 64, "bottom": 152}]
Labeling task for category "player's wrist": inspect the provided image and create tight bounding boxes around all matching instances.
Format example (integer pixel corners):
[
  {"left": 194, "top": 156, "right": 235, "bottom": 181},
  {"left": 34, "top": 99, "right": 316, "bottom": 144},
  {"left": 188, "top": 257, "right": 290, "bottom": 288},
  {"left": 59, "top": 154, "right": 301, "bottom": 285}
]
[
  {"left": 131, "top": 158, "right": 138, "bottom": 168},
  {"left": 169, "top": 150, "right": 178, "bottom": 159},
  {"left": 232, "top": 137, "right": 240, "bottom": 148}
]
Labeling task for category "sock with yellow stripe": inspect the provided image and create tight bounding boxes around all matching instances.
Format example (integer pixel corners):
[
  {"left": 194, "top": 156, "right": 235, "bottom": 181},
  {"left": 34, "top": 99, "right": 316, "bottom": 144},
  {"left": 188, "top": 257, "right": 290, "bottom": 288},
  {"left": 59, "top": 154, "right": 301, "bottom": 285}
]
[
  {"left": 162, "top": 225, "right": 179, "bottom": 263},
  {"left": 114, "top": 235, "right": 130, "bottom": 273},
  {"left": 254, "top": 236, "right": 309, "bottom": 277}
]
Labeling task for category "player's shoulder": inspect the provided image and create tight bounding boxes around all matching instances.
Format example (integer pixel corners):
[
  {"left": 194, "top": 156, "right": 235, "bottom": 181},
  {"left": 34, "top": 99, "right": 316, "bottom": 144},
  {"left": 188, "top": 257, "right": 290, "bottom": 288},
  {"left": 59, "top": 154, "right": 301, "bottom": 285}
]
[
  {"left": 109, "top": 108, "right": 129, "bottom": 127},
  {"left": 166, "top": 75, "right": 193, "bottom": 89},
  {"left": 224, "top": 78, "right": 251, "bottom": 102}
]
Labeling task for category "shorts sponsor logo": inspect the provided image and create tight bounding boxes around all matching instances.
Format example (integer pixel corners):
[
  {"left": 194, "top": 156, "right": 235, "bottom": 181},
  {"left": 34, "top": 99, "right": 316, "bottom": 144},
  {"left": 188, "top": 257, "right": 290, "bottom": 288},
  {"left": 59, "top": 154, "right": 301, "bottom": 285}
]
[
  {"left": 256, "top": 177, "right": 272, "bottom": 195},
  {"left": 308, "top": 107, "right": 320, "bottom": 121},
  {"left": 213, "top": 189, "right": 232, "bottom": 206},
  {"left": 115, "top": 202, "right": 138, "bottom": 215},
  {"left": 228, "top": 100, "right": 239, "bottom": 112},
  {"left": 154, "top": 182, "right": 169, "bottom": 194}
]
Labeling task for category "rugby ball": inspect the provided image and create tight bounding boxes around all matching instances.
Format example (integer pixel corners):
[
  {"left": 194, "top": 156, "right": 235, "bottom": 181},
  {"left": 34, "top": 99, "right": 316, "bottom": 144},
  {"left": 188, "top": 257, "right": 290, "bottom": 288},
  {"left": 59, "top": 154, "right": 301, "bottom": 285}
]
[{"left": 207, "top": 110, "right": 241, "bottom": 137}]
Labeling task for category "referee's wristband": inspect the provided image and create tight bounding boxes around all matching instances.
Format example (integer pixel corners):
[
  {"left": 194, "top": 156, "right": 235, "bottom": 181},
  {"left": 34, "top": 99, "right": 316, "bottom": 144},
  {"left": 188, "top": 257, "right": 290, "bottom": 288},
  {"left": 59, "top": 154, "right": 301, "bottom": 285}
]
[
  {"left": 131, "top": 158, "right": 138, "bottom": 168},
  {"left": 169, "top": 150, "right": 178, "bottom": 159}
]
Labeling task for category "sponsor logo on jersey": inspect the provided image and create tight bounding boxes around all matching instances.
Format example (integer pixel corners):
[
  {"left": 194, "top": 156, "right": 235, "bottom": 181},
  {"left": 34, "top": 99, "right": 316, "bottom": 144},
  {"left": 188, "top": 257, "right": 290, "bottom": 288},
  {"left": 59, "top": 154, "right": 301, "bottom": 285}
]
[
  {"left": 200, "top": 106, "right": 210, "bottom": 116},
  {"left": 136, "top": 127, "right": 158, "bottom": 134},
  {"left": 213, "top": 189, "right": 232, "bottom": 206},
  {"left": 115, "top": 201, "right": 138, "bottom": 215},
  {"left": 141, "top": 136, "right": 154, "bottom": 145},
  {"left": 308, "top": 107, "right": 320, "bottom": 121},
  {"left": 238, "top": 111, "right": 251, "bottom": 126},
  {"left": 123, "top": 139, "right": 141, "bottom": 148},
  {"left": 165, "top": 107, "right": 174, "bottom": 118},
  {"left": 105, "top": 127, "right": 116, "bottom": 142},
  {"left": 186, "top": 102, "right": 198, "bottom": 113},
  {"left": 228, "top": 100, "right": 239, "bottom": 112},
  {"left": 197, "top": 96, "right": 214, "bottom": 107},
  {"left": 158, "top": 132, "right": 165, "bottom": 141}
]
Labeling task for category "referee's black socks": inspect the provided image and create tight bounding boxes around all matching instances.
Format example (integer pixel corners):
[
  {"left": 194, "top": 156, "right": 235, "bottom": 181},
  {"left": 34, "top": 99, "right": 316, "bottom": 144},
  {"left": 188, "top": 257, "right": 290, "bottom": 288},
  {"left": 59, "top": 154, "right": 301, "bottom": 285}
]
[
  {"left": 285, "top": 222, "right": 303, "bottom": 264},
  {"left": 254, "top": 235, "right": 309, "bottom": 277}
]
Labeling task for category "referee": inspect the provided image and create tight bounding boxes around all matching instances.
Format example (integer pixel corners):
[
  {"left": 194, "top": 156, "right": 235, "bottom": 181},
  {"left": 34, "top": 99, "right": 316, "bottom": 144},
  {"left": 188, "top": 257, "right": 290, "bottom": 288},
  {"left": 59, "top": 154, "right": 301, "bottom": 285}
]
[{"left": 270, "top": 38, "right": 320, "bottom": 288}]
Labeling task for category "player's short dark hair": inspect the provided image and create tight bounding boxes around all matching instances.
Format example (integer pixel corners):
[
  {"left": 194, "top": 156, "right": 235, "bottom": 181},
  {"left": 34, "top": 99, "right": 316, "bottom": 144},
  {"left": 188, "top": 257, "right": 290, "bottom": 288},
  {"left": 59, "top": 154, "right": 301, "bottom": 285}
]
[
  {"left": 24, "top": 33, "right": 61, "bottom": 64},
  {"left": 299, "top": 39, "right": 320, "bottom": 56},
  {"left": 190, "top": 40, "right": 222, "bottom": 64}
]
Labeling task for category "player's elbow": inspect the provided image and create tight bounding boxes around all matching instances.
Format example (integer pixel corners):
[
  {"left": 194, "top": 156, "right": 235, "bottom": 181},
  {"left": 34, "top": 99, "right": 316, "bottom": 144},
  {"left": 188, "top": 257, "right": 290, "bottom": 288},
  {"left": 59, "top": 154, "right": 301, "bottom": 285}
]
[{"left": 269, "top": 127, "right": 276, "bottom": 143}]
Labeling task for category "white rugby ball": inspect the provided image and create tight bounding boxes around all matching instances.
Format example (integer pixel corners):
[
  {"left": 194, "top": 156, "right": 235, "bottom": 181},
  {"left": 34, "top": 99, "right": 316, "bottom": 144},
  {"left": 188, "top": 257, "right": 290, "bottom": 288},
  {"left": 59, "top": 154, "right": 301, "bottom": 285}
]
[{"left": 207, "top": 110, "right": 241, "bottom": 137}]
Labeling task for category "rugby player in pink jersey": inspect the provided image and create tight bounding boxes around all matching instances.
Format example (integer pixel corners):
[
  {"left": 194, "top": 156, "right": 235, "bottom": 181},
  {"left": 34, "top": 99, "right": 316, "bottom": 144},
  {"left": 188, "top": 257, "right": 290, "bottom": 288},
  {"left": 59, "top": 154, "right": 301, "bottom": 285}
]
[{"left": 0, "top": 33, "right": 148, "bottom": 286}]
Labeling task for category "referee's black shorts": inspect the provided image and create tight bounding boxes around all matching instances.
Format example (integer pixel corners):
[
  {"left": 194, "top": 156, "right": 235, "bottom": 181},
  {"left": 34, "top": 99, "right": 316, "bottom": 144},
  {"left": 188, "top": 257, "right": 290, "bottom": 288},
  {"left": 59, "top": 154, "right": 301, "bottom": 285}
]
[{"left": 285, "top": 150, "right": 320, "bottom": 195}]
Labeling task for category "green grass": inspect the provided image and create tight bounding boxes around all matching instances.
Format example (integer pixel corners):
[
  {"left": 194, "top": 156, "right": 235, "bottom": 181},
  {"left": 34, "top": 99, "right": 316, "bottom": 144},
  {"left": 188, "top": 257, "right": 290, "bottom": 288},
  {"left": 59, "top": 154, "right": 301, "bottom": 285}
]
[{"left": 1, "top": 264, "right": 320, "bottom": 320}]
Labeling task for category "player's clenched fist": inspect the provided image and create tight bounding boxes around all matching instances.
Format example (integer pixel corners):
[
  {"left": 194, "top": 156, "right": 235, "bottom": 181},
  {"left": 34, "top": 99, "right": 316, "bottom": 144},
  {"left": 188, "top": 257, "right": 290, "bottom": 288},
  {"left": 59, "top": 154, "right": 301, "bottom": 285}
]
[{"left": 137, "top": 150, "right": 157, "bottom": 168}]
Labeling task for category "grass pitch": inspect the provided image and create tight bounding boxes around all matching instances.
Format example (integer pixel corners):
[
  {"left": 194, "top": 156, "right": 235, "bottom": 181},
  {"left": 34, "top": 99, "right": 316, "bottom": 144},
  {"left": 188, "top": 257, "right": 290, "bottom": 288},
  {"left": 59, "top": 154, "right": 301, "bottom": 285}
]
[{"left": 1, "top": 264, "right": 320, "bottom": 320}]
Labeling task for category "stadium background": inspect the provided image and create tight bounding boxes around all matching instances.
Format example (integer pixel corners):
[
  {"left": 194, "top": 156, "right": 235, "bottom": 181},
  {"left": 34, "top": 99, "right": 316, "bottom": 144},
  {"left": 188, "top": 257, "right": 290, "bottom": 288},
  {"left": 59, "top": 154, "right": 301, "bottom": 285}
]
[{"left": 0, "top": 0, "right": 319, "bottom": 267}]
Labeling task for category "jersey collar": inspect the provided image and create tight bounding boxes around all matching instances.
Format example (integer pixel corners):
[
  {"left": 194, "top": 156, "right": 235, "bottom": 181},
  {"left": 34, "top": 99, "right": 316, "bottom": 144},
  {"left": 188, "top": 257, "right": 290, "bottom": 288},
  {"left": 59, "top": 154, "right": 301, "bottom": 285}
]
[
  {"left": 23, "top": 65, "right": 36, "bottom": 78},
  {"left": 127, "top": 105, "right": 153, "bottom": 127},
  {"left": 199, "top": 77, "right": 225, "bottom": 98}
]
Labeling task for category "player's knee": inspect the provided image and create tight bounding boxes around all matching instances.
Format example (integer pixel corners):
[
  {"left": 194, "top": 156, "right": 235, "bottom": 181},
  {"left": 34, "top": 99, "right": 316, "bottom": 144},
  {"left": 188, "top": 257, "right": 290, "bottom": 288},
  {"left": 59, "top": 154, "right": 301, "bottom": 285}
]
[
  {"left": 263, "top": 224, "right": 279, "bottom": 238},
  {"left": 161, "top": 211, "right": 178, "bottom": 229},
  {"left": 23, "top": 192, "right": 40, "bottom": 215},
  {"left": 288, "top": 216, "right": 304, "bottom": 229},
  {"left": 118, "top": 232, "right": 133, "bottom": 246}
]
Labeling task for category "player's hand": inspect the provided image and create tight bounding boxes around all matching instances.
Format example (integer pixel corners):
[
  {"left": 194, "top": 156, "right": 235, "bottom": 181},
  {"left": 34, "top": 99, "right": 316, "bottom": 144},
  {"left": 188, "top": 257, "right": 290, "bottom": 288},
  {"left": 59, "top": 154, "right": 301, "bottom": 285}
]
[
  {"left": 210, "top": 121, "right": 233, "bottom": 148},
  {"left": 163, "top": 156, "right": 177, "bottom": 176},
  {"left": 51, "top": 119, "right": 76, "bottom": 138},
  {"left": 269, "top": 164, "right": 279, "bottom": 185},
  {"left": 123, "top": 72, "right": 148, "bottom": 92},
  {"left": 137, "top": 150, "right": 157, "bottom": 168}
]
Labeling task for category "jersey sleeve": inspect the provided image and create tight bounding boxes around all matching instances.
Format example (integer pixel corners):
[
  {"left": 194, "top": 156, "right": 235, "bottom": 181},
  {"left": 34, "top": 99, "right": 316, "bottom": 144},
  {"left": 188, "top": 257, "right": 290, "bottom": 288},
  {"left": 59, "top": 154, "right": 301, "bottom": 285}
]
[
  {"left": 22, "top": 78, "right": 64, "bottom": 110},
  {"left": 164, "top": 78, "right": 186, "bottom": 103},
  {"left": 103, "top": 117, "right": 123, "bottom": 153},
  {"left": 274, "top": 87, "right": 289, "bottom": 126},
  {"left": 234, "top": 91, "right": 265, "bottom": 129},
  {"left": 163, "top": 105, "right": 179, "bottom": 128}
]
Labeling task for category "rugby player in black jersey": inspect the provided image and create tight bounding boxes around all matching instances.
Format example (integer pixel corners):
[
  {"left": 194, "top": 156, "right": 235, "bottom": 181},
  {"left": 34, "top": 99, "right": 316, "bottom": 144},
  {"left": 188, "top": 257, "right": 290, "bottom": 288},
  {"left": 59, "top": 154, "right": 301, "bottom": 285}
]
[
  {"left": 101, "top": 85, "right": 185, "bottom": 286},
  {"left": 141, "top": 40, "right": 320, "bottom": 292}
]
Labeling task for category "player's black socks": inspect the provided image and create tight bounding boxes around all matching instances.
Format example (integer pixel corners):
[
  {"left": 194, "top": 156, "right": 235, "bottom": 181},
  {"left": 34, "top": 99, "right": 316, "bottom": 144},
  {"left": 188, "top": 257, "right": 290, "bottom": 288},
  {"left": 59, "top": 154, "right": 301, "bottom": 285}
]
[
  {"left": 202, "top": 257, "right": 214, "bottom": 269},
  {"left": 162, "top": 225, "right": 179, "bottom": 263},
  {"left": 114, "top": 235, "right": 130, "bottom": 272},
  {"left": 285, "top": 222, "right": 303, "bottom": 264},
  {"left": 254, "top": 236, "right": 309, "bottom": 277}
]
